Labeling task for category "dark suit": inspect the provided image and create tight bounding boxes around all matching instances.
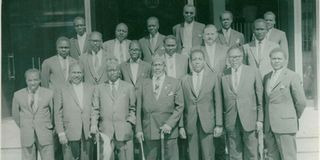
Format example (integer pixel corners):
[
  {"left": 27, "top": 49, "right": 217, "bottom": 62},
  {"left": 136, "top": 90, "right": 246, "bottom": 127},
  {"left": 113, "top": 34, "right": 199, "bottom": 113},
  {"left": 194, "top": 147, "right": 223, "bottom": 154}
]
[
  {"left": 12, "top": 87, "right": 54, "bottom": 160},
  {"left": 263, "top": 68, "right": 306, "bottom": 160},
  {"left": 221, "top": 65, "right": 263, "bottom": 160},
  {"left": 180, "top": 69, "right": 222, "bottom": 160},
  {"left": 69, "top": 33, "right": 90, "bottom": 60},
  {"left": 218, "top": 29, "right": 245, "bottom": 47},
  {"left": 139, "top": 33, "right": 166, "bottom": 63},
  {"left": 136, "top": 76, "right": 184, "bottom": 160},
  {"left": 200, "top": 44, "right": 229, "bottom": 75}
]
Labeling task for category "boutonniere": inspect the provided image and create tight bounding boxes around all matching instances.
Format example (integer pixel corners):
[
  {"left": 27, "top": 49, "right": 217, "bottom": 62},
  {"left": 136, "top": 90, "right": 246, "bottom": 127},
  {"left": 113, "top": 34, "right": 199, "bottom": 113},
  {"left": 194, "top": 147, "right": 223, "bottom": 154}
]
[
  {"left": 280, "top": 85, "right": 286, "bottom": 90},
  {"left": 168, "top": 91, "right": 174, "bottom": 96},
  {"left": 236, "top": 39, "right": 240, "bottom": 44}
]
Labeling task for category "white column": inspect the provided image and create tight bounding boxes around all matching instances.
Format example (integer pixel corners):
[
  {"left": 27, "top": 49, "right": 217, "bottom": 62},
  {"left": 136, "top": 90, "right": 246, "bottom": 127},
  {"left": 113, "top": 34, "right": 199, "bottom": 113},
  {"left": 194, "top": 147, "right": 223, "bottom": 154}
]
[
  {"left": 187, "top": 0, "right": 194, "bottom": 5},
  {"left": 293, "top": 0, "right": 303, "bottom": 79},
  {"left": 316, "top": 0, "right": 319, "bottom": 108},
  {"left": 84, "top": 0, "right": 92, "bottom": 32},
  {"left": 212, "top": 0, "right": 225, "bottom": 29}
]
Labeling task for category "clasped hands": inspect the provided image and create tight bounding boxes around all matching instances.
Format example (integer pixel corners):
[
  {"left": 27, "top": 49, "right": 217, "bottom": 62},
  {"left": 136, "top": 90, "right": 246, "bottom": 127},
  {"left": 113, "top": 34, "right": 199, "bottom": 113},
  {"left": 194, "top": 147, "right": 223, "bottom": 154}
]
[
  {"left": 178, "top": 126, "right": 224, "bottom": 139},
  {"left": 136, "top": 124, "right": 172, "bottom": 143}
]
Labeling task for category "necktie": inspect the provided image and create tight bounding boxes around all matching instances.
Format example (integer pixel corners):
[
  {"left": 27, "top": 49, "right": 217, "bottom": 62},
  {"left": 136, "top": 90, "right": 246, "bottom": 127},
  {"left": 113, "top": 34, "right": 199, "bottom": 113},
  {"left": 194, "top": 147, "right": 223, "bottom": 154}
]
[
  {"left": 268, "top": 71, "right": 278, "bottom": 93},
  {"left": 151, "top": 36, "right": 156, "bottom": 52},
  {"left": 258, "top": 41, "right": 262, "bottom": 64},
  {"left": 30, "top": 93, "right": 35, "bottom": 111},
  {"left": 111, "top": 83, "right": 116, "bottom": 98},
  {"left": 234, "top": 68, "right": 239, "bottom": 91},
  {"left": 224, "top": 30, "right": 229, "bottom": 43},
  {"left": 94, "top": 53, "right": 99, "bottom": 72},
  {"left": 61, "top": 58, "right": 68, "bottom": 80},
  {"left": 195, "top": 73, "right": 201, "bottom": 96},
  {"left": 119, "top": 43, "right": 124, "bottom": 63},
  {"left": 154, "top": 77, "right": 160, "bottom": 98}
]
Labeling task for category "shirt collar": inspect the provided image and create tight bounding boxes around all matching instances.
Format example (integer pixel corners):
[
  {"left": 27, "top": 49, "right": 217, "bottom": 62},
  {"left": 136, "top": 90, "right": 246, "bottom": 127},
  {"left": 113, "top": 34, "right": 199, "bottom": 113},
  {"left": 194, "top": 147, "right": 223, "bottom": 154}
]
[
  {"left": 165, "top": 53, "right": 176, "bottom": 59},
  {"left": 92, "top": 49, "right": 102, "bottom": 55},
  {"left": 255, "top": 38, "right": 266, "bottom": 45},
  {"left": 109, "top": 79, "right": 120, "bottom": 86},
  {"left": 58, "top": 54, "right": 68, "bottom": 60},
  {"left": 193, "top": 68, "right": 204, "bottom": 77},
  {"left": 72, "top": 82, "right": 83, "bottom": 87},
  {"left": 222, "top": 28, "right": 230, "bottom": 33},
  {"left": 130, "top": 58, "right": 140, "bottom": 63},
  {"left": 273, "top": 67, "right": 284, "bottom": 75},
  {"left": 27, "top": 87, "right": 39, "bottom": 94},
  {"left": 77, "top": 32, "right": 87, "bottom": 39},
  {"left": 153, "top": 73, "right": 165, "bottom": 81},
  {"left": 184, "top": 21, "right": 194, "bottom": 27},
  {"left": 232, "top": 64, "right": 243, "bottom": 72},
  {"left": 150, "top": 32, "right": 159, "bottom": 39},
  {"left": 116, "top": 38, "right": 126, "bottom": 44}
]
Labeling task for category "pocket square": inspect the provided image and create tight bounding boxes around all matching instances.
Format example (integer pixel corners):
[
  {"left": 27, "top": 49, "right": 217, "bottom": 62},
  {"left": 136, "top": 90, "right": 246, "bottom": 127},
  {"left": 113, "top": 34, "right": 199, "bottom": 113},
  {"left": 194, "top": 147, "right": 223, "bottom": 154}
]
[
  {"left": 280, "top": 85, "right": 286, "bottom": 89},
  {"left": 236, "top": 39, "right": 240, "bottom": 44},
  {"left": 168, "top": 91, "right": 174, "bottom": 96}
]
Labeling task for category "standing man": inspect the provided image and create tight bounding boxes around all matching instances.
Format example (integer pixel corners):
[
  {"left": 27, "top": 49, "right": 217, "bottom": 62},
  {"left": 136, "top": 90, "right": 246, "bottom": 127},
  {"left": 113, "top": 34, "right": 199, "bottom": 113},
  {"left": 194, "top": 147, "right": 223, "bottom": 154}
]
[
  {"left": 12, "top": 69, "right": 55, "bottom": 160},
  {"left": 79, "top": 31, "right": 110, "bottom": 85},
  {"left": 243, "top": 19, "right": 279, "bottom": 77},
  {"left": 173, "top": 4, "right": 205, "bottom": 55},
  {"left": 136, "top": 56, "right": 184, "bottom": 160},
  {"left": 264, "top": 48, "right": 306, "bottom": 160},
  {"left": 103, "top": 23, "right": 131, "bottom": 64},
  {"left": 70, "top": 16, "right": 90, "bottom": 60},
  {"left": 54, "top": 63, "right": 95, "bottom": 160},
  {"left": 120, "top": 40, "right": 152, "bottom": 90},
  {"left": 179, "top": 49, "right": 223, "bottom": 160},
  {"left": 162, "top": 35, "right": 189, "bottom": 79},
  {"left": 264, "top": 11, "right": 289, "bottom": 55},
  {"left": 201, "top": 24, "right": 229, "bottom": 75},
  {"left": 41, "top": 37, "right": 77, "bottom": 89},
  {"left": 139, "top": 17, "right": 166, "bottom": 63},
  {"left": 218, "top": 11, "right": 245, "bottom": 47},
  {"left": 221, "top": 46, "right": 263, "bottom": 160},
  {"left": 91, "top": 58, "right": 136, "bottom": 160}
]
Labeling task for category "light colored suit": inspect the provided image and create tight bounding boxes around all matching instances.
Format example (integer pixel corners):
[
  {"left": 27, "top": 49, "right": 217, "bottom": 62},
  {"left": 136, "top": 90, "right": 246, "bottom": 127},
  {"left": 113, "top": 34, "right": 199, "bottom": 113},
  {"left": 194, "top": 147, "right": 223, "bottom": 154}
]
[
  {"left": 218, "top": 29, "right": 245, "bottom": 47},
  {"left": 136, "top": 76, "right": 184, "bottom": 160},
  {"left": 41, "top": 55, "right": 77, "bottom": 89},
  {"left": 12, "top": 87, "right": 54, "bottom": 160},
  {"left": 69, "top": 34, "right": 91, "bottom": 60},
  {"left": 164, "top": 53, "right": 189, "bottom": 79},
  {"left": 79, "top": 51, "right": 110, "bottom": 85},
  {"left": 263, "top": 68, "right": 306, "bottom": 160},
  {"left": 221, "top": 65, "right": 263, "bottom": 160},
  {"left": 243, "top": 40, "right": 279, "bottom": 77},
  {"left": 92, "top": 80, "right": 136, "bottom": 160},
  {"left": 267, "top": 28, "right": 289, "bottom": 55},
  {"left": 180, "top": 69, "right": 222, "bottom": 160},
  {"left": 173, "top": 21, "right": 205, "bottom": 51},
  {"left": 200, "top": 44, "right": 229, "bottom": 75},
  {"left": 119, "top": 59, "right": 152, "bottom": 90},
  {"left": 139, "top": 33, "right": 166, "bottom": 63},
  {"left": 103, "top": 39, "right": 131, "bottom": 63}
]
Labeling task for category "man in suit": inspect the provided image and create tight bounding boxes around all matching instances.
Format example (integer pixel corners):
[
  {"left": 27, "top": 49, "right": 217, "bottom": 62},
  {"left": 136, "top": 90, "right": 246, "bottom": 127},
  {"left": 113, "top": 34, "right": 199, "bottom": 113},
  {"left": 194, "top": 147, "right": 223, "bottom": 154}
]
[
  {"left": 54, "top": 63, "right": 95, "bottom": 160},
  {"left": 41, "top": 37, "right": 77, "bottom": 89},
  {"left": 243, "top": 19, "right": 279, "bottom": 77},
  {"left": 136, "top": 56, "right": 184, "bottom": 160},
  {"left": 79, "top": 31, "right": 110, "bottom": 85},
  {"left": 173, "top": 4, "right": 205, "bottom": 55},
  {"left": 179, "top": 49, "right": 223, "bottom": 160},
  {"left": 200, "top": 24, "right": 229, "bottom": 75},
  {"left": 263, "top": 48, "right": 306, "bottom": 160},
  {"left": 221, "top": 46, "right": 263, "bottom": 160},
  {"left": 91, "top": 58, "right": 136, "bottom": 160},
  {"left": 218, "top": 11, "right": 245, "bottom": 47},
  {"left": 162, "top": 35, "right": 189, "bottom": 79},
  {"left": 12, "top": 68, "right": 54, "bottom": 160},
  {"left": 70, "top": 16, "right": 90, "bottom": 60},
  {"left": 264, "top": 11, "right": 289, "bottom": 55},
  {"left": 120, "top": 40, "right": 151, "bottom": 90},
  {"left": 103, "top": 23, "right": 131, "bottom": 64},
  {"left": 139, "top": 17, "right": 166, "bottom": 63}
]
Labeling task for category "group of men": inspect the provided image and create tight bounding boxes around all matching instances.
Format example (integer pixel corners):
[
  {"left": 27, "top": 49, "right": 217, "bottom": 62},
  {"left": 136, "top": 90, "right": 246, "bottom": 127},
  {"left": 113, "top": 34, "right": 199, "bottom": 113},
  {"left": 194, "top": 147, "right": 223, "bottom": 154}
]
[{"left": 12, "top": 4, "right": 306, "bottom": 160}]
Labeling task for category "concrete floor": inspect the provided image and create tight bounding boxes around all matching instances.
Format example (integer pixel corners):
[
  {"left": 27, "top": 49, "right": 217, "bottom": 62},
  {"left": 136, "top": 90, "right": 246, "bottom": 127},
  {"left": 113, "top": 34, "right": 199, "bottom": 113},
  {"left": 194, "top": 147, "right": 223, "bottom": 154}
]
[{"left": 1, "top": 106, "right": 319, "bottom": 160}]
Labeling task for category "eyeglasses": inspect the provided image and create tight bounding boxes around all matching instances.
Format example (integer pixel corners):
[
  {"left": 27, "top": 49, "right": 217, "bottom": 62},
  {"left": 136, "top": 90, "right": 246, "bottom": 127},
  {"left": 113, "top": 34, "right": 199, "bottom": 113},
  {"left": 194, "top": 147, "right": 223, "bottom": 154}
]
[{"left": 229, "top": 55, "right": 243, "bottom": 59}]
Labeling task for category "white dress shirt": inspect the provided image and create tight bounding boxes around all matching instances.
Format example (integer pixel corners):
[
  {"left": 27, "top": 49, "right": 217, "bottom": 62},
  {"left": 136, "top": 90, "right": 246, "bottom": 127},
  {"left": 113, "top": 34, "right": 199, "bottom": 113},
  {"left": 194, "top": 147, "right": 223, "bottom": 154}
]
[
  {"left": 58, "top": 55, "right": 69, "bottom": 81},
  {"left": 150, "top": 32, "right": 159, "bottom": 51},
  {"left": 232, "top": 65, "right": 243, "bottom": 91},
  {"left": 77, "top": 32, "right": 87, "bottom": 54},
  {"left": 192, "top": 69, "right": 204, "bottom": 95},
  {"left": 114, "top": 39, "right": 128, "bottom": 63},
  {"left": 92, "top": 49, "right": 103, "bottom": 72},
  {"left": 153, "top": 73, "right": 165, "bottom": 99},
  {"left": 72, "top": 83, "right": 84, "bottom": 109},
  {"left": 205, "top": 43, "right": 216, "bottom": 68},
  {"left": 28, "top": 87, "right": 39, "bottom": 111},
  {"left": 165, "top": 54, "right": 177, "bottom": 78},
  {"left": 255, "top": 38, "right": 266, "bottom": 61},
  {"left": 130, "top": 59, "right": 140, "bottom": 84},
  {"left": 182, "top": 21, "right": 194, "bottom": 54},
  {"left": 222, "top": 28, "right": 231, "bottom": 43}
]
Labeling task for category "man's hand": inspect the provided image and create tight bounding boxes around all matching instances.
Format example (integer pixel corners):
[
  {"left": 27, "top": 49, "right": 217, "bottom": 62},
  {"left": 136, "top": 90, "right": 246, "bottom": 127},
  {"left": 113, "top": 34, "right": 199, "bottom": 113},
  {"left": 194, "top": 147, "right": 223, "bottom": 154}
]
[
  {"left": 256, "top": 121, "right": 263, "bottom": 132},
  {"left": 160, "top": 124, "right": 172, "bottom": 134},
  {"left": 136, "top": 132, "right": 144, "bottom": 143},
  {"left": 179, "top": 128, "right": 187, "bottom": 139},
  {"left": 58, "top": 133, "right": 68, "bottom": 145},
  {"left": 90, "top": 126, "right": 98, "bottom": 135},
  {"left": 213, "top": 126, "right": 223, "bottom": 137}
]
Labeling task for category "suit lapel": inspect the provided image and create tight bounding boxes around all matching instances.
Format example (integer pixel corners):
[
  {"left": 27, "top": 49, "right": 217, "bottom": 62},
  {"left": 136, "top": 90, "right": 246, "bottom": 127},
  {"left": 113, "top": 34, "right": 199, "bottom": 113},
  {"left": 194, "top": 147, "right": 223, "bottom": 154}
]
[
  {"left": 202, "top": 47, "right": 215, "bottom": 72},
  {"left": 157, "top": 77, "right": 168, "bottom": 101},
  {"left": 236, "top": 66, "right": 246, "bottom": 93},
  {"left": 96, "top": 53, "right": 108, "bottom": 81},
  {"left": 126, "top": 62, "right": 135, "bottom": 84},
  {"left": 225, "top": 68, "right": 237, "bottom": 95},
  {"left": 83, "top": 34, "right": 90, "bottom": 53},
  {"left": 87, "top": 54, "right": 99, "bottom": 79},
  {"left": 74, "top": 38, "right": 81, "bottom": 55},
  {"left": 136, "top": 61, "right": 144, "bottom": 83},
  {"left": 197, "top": 71, "right": 208, "bottom": 98},
  {"left": 270, "top": 69, "right": 288, "bottom": 92},
  {"left": 67, "top": 84, "right": 81, "bottom": 109},
  {"left": 187, "top": 75, "right": 197, "bottom": 98},
  {"left": 24, "top": 88, "right": 35, "bottom": 113},
  {"left": 248, "top": 42, "right": 260, "bottom": 66},
  {"left": 55, "top": 56, "right": 65, "bottom": 80},
  {"left": 179, "top": 23, "right": 184, "bottom": 44},
  {"left": 154, "top": 34, "right": 162, "bottom": 51}
]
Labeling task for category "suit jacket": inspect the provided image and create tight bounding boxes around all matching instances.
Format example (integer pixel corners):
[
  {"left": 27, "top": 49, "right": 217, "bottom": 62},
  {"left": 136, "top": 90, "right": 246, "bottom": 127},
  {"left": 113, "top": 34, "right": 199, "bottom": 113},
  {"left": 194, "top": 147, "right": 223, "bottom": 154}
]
[
  {"left": 41, "top": 55, "right": 77, "bottom": 89},
  {"left": 79, "top": 50, "right": 110, "bottom": 85},
  {"left": 243, "top": 40, "right": 279, "bottom": 77},
  {"left": 200, "top": 44, "right": 229, "bottom": 75},
  {"left": 136, "top": 76, "right": 184, "bottom": 140},
  {"left": 267, "top": 28, "right": 289, "bottom": 55},
  {"left": 119, "top": 59, "right": 152, "bottom": 90},
  {"left": 180, "top": 69, "right": 222, "bottom": 135},
  {"left": 69, "top": 34, "right": 91, "bottom": 60},
  {"left": 12, "top": 87, "right": 54, "bottom": 147},
  {"left": 92, "top": 80, "right": 136, "bottom": 141},
  {"left": 164, "top": 53, "right": 189, "bottom": 79},
  {"left": 103, "top": 39, "right": 131, "bottom": 62},
  {"left": 173, "top": 21, "right": 205, "bottom": 51},
  {"left": 221, "top": 65, "right": 263, "bottom": 132},
  {"left": 218, "top": 29, "right": 245, "bottom": 47},
  {"left": 54, "top": 83, "right": 95, "bottom": 141},
  {"left": 263, "top": 68, "right": 306, "bottom": 134},
  {"left": 139, "top": 33, "right": 166, "bottom": 63}
]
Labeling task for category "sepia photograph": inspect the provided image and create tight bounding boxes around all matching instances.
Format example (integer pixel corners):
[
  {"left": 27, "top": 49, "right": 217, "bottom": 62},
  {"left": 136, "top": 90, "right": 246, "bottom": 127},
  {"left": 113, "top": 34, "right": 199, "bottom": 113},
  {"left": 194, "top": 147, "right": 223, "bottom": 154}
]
[{"left": 1, "top": 0, "right": 319, "bottom": 159}]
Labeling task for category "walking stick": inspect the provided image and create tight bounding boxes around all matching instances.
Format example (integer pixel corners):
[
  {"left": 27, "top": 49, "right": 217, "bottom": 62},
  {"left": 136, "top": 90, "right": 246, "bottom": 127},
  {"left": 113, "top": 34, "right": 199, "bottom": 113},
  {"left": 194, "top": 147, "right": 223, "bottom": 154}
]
[
  {"left": 139, "top": 140, "right": 146, "bottom": 160},
  {"left": 160, "top": 131, "right": 165, "bottom": 160},
  {"left": 96, "top": 132, "right": 100, "bottom": 160},
  {"left": 258, "top": 130, "right": 264, "bottom": 160}
]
